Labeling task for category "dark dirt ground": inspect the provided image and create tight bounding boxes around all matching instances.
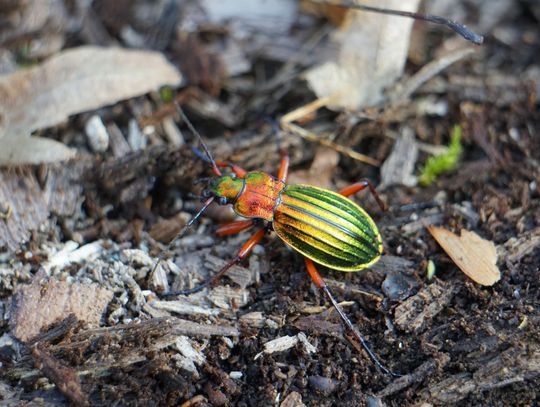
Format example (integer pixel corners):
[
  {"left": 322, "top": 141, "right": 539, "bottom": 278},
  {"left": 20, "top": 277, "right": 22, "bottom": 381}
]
[{"left": 0, "top": 1, "right": 539, "bottom": 406}]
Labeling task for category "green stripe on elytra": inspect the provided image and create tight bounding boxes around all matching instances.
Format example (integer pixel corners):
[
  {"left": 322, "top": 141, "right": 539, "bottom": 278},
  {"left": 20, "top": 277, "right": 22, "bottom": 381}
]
[
  {"left": 279, "top": 222, "right": 371, "bottom": 269},
  {"left": 281, "top": 202, "right": 379, "bottom": 257},
  {"left": 278, "top": 211, "right": 375, "bottom": 261},
  {"left": 284, "top": 185, "right": 378, "bottom": 239}
]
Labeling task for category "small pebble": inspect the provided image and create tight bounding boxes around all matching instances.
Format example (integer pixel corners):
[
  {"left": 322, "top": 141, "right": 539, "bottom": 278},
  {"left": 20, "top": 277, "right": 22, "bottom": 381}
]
[
  {"left": 308, "top": 375, "right": 338, "bottom": 395},
  {"left": 85, "top": 115, "right": 109, "bottom": 152}
]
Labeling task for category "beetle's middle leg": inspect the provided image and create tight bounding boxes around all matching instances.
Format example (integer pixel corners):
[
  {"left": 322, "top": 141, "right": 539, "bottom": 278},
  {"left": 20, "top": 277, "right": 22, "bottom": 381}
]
[
  {"left": 216, "top": 219, "right": 255, "bottom": 236},
  {"left": 339, "top": 179, "right": 387, "bottom": 211},
  {"left": 215, "top": 160, "right": 247, "bottom": 178},
  {"left": 167, "top": 228, "right": 266, "bottom": 296},
  {"left": 303, "top": 257, "right": 399, "bottom": 377}
]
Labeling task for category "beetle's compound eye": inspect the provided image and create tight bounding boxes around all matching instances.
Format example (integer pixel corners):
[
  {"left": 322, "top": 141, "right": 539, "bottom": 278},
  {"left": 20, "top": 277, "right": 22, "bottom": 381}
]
[{"left": 218, "top": 197, "right": 229, "bottom": 205}]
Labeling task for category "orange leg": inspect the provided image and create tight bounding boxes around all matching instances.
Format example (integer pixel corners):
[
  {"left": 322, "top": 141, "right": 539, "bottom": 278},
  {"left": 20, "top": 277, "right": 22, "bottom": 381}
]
[
  {"left": 216, "top": 160, "right": 247, "bottom": 178},
  {"left": 304, "top": 258, "right": 399, "bottom": 377},
  {"left": 167, "top": 228, "right": 266, "bottom": 296},
  {"left": 277, "top": 149, "right": 290, "bottom": 183},
  {"left": 339, "top": 179, "right": 387, "bottom": 211},
  {"left": 216, "top": 219, "right": 255, "bottom": 236}
]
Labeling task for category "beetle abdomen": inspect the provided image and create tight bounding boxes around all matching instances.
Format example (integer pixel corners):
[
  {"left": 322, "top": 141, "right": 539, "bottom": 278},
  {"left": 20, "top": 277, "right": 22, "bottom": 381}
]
[{"left": 273, "top": 184, "right": 382, "bottom": 271}]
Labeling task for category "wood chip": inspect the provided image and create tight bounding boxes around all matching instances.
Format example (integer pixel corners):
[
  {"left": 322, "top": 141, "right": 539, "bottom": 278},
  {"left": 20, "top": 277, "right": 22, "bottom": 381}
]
[
  {"left": 254, "top": 333, "right": 316, "bottom": 360},
  {"left": 427, "top": 225, "right": 501, "bottom": 286},
  {"left": 207, "top": 286, "right": 250, "bottom": 310},
  {"left": 149, "top": 300, "right": 221, "bottom": 317},
  {"left": 10, "top": 279, "right": 113, "bottom": 342},
  {"left": 380, "top": 127, "right": 418, "bottom": 188}
]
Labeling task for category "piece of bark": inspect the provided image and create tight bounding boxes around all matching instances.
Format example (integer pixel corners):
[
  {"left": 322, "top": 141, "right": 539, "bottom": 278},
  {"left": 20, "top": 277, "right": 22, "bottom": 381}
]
[
  {"left": 412, "top": 343, "right": 540, "bottom": 405},
  {"left": 10, "top": 279, "right": 113, "bottom": 342},
  {"left": 0, "top": 162, "right": 87, "bottom": 251},
  {"left": 394, "top": 281, "right": 459, "bottom": 333}
]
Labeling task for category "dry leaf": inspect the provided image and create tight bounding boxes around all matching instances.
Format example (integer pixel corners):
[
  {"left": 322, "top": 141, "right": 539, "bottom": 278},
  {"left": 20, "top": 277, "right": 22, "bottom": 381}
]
[
  {"left": 304, "top": 0, "right": 421, "bottom": 110},
  {"left": 427, "top": 225, "right": 501, "bottom": 286},
  {"left": 201, "top": 0, "right": 298, "bottom": 36},
  {"left": 0, "top": 46, "right": 182, "bottom": 139},
  {"left": 287, "top": 146, "right": 340, "bottom": 190},
  {"left": 0, "top": 136, "right": 76, "bottom": 165}
]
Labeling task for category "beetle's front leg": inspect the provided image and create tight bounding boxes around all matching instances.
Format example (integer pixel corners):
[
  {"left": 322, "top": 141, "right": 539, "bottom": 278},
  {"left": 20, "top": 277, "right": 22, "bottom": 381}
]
[
  {"left": 339, "top": 179, "right": 387, "bottom": 211},
  {"left": 165, "top": 228, "right": 266, "bottom": 296},
  {"left": 277, "top": 149, "right": 290, "bottom": 183},
  {"left": 216, "top": 160, "right": 247, "bottom": 178}
]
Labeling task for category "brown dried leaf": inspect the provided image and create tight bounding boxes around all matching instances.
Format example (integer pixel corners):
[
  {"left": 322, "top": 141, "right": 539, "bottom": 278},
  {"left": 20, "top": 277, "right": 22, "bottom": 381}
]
[
  {"left": 304, "top": 0, "right": 421, "bottom": 110},
  {"left": 0, "top": 46, "right": 182, "bottom": 138},
  {"left": 428, "top": 225, "right": 501, "bottom": 286},
  {"left": 287, "top": 147, "right": 339, "bottom": 190},
  {"left": 10, "top": 279, "right": 113, "bottom": 341}
]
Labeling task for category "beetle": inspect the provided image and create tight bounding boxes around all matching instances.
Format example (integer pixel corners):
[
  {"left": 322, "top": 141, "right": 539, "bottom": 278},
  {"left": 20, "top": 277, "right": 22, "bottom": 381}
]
[
  {"left": 156, "top": 8, "right": 484, "bottom": 377},
  {"left": 159, "top": 107, "right": 397, "bottom": 376}
]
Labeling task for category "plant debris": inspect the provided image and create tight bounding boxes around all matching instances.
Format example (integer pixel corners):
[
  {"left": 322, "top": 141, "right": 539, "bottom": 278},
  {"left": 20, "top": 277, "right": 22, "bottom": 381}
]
[{"left": 427, "top": 225, "right": 501, "bottom": 286}]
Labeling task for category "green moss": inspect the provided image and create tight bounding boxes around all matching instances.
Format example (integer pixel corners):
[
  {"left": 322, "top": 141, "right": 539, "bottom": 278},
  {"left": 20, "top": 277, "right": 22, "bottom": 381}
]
[
  {"left": 159, "top": 87, "right": 174, "bottom": 102},
  {"left": 419, "top": 125, "right": 463, "bottom": 186}
]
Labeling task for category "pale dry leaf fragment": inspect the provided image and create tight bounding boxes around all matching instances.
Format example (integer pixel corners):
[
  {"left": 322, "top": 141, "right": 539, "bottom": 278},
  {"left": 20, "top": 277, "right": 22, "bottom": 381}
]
[
  {"left": 304, "top": 0, "right": 421, "bottom": 110},
  {"left": 0, "top": 46, "right": 182, "bottom": 138},
  {"left": 0, "top": 136, "right": 76, "bottom": 165},
  {"left": 10, "top": 279, "right": 113, "bottom": 342},
  {"left": 427, "top": 225, "right": 501, "bottom": 286},
  {"left": 201, "top": 0, "right": 298, "bottom": 36}
]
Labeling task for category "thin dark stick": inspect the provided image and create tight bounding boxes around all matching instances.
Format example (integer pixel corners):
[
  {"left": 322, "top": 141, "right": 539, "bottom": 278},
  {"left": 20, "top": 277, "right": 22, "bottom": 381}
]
[{"left": 324, "top": 1, "right": 484, "bottom": 45}]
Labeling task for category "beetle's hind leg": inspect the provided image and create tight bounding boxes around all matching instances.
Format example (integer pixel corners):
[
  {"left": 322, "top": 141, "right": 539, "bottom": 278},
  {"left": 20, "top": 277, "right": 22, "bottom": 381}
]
[
  {"left": 339, "top": 179, "right": 387, "bottom": 211},
  {"left": 165, "top": 228, "right": 266, "bottom": 296},
  {"left": 304, "top": 257, "right": 400, "bottom": 377}
]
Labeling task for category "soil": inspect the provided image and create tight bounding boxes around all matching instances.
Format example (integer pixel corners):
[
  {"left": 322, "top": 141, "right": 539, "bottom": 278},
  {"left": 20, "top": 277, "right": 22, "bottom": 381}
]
[{"left": 0, "top": 1, "right": 538, "bottom": 406}]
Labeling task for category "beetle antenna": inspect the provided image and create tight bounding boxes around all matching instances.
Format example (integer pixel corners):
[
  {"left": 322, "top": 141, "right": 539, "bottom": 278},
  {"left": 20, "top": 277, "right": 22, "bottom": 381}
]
[
  {"left": 321, "top": 0, "right": 484, "bottom": 45},
  {"left": 151, "top": 196, "right": 215, "bottom": 279},
  {"left": 175, "top": 103, "right": 223, "bottom": 176}
]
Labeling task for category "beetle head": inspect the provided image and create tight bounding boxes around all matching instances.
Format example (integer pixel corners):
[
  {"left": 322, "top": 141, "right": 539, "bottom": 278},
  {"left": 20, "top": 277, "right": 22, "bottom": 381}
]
[{"left": 209, "top": 175, "right": 242, "bottom": 205}]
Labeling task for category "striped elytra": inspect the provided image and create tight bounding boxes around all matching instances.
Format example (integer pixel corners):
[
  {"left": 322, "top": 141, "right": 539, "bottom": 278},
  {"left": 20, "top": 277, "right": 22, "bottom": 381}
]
[{"left": 273, "top": 184, "right": 383, "bottom": 271}]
